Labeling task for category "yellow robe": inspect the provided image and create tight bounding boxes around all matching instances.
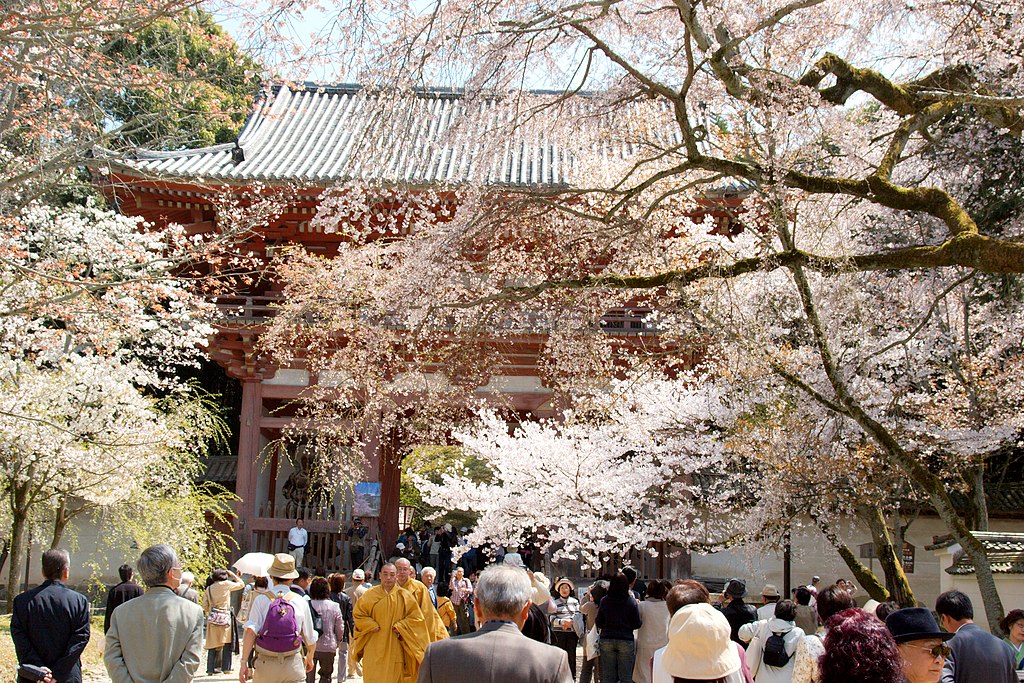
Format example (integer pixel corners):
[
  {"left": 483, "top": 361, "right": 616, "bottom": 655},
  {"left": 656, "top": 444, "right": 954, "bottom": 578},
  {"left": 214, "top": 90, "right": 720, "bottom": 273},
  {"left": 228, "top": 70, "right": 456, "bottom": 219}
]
[
  {"left": 352, "top": 584, "right": 428, "bottom": 683},
  {"left": 436, "top": 596, "right": 457, "bottom": 633},
  {"left": 400, "top": 579, "right": 450, "bottom": 644}
]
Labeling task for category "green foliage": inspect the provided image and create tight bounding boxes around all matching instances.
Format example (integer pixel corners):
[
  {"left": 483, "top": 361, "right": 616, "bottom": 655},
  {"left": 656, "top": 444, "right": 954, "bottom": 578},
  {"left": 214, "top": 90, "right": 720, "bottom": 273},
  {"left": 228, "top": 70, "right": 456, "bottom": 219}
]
[
  {"left": 103, "top": 9, "right": 263, "bottom": 149},
  {"left": 87, "top": 483, "right": 238, "bottom": 589},
  {"left": 400, "top": 445, "right": 491, "bottom": 530}
]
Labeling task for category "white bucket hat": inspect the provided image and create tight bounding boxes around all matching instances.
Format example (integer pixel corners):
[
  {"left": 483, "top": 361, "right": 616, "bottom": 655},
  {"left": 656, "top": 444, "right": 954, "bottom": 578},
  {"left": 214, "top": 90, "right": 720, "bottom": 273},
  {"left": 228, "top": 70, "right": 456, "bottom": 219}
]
[{"left": 661, "top": 603, "right": 741, "bottom": 680}]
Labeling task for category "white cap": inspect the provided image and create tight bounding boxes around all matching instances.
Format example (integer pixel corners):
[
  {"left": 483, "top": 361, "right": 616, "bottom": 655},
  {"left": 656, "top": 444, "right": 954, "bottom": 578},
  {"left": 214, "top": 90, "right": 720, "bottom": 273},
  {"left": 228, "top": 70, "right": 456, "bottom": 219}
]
[{"left": 352, "top": 569, "right": 365, "bottom": 580}]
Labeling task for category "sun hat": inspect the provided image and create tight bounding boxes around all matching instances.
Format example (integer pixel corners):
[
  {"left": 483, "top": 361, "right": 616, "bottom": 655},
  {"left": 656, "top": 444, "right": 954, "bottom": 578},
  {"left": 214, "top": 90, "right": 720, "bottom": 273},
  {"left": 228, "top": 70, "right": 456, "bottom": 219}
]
[
  {"left": 885, "top": 608, "right": 955, "bottom": 644},
  {"left": 503, "top": 553, "right": 525, "bottom": 568},
  {"left": 267, "top": 553, "right": 299, "bottom": 580},
  {"left": 554, "top": 577, "right": 575, "bottom": 592},
  {"left": 531, "top": 572, "right": 552, "bottom": 605},
  {"left": 724, "top": 578, "right": 747, "bottom": 598},
  {"left": 351, "top": 569, "right": 365, "bottom": 580},
  {"left": 661, "top": 603, "right": 742, "bottom": 679},
  {"left": 762, "top": 584, "right": 780, "bottom": 598}
]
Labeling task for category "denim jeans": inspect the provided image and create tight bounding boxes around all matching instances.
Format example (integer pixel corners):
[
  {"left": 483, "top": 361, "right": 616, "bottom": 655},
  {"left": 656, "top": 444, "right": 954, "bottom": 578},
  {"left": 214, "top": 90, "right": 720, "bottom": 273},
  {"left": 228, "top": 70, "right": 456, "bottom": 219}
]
[
  {"left": 206, "top": 643, "right": 232, "bottom": 674},
  {"left": 599, "top": 638, "right": 635, "bottom": 683}
]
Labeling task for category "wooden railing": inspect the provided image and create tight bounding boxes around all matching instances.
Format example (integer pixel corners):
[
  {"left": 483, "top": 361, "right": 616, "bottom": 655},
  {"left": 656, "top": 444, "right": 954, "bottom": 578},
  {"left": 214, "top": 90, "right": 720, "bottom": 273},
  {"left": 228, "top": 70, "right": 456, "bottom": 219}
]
[
  {"left": 213, "top": 294, "right": 658, "bottom": 335},
  {"left": 213, "top": 295, "right": 281, "bottom": 322},
  {"left": 253, "top": 529, "right": 351, "bottom": 572},
  {"left": 256, "top": 500, "right": 345, "bottom": 522}
]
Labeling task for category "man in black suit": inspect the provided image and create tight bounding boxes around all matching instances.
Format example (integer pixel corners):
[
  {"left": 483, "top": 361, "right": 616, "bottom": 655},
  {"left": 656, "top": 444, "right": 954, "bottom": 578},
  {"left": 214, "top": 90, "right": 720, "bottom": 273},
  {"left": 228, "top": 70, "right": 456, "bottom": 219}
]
[
  {"left": 104, "top": 564, "right": 144, "bottom": 633},
  {"left": 935, "top": 589, "right": 1016, "bottom": 683},
  {"left": 11, "top": 549, "right": 91, "bottom": 683}
]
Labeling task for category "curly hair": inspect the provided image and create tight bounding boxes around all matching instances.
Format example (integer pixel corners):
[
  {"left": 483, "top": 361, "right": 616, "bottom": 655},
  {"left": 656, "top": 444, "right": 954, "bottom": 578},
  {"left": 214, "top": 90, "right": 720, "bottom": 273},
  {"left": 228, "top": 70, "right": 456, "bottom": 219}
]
[{"left": 819, "top": 608, "right": 902, "bottom": 683}]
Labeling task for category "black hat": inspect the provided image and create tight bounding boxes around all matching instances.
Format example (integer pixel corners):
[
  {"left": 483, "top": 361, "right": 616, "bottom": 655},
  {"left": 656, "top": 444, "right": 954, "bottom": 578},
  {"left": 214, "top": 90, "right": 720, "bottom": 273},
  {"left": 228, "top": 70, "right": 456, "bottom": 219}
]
[
  {"left": 725, "top": 578, "right": 747, "bottom": 598},
  {"left": 885, "top": 608, "right": 955, "bottom": 644}
]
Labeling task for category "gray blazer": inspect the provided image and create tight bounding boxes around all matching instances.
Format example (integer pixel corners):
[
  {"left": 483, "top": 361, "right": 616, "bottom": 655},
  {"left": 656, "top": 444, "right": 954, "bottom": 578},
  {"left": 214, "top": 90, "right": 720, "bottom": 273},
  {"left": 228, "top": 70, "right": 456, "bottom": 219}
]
[
  {"left": 104, "top": 586, "right": 205, "bottom": 683},
  {"left": 941, "top": 623, "right": 1016, "bottom": 683},
  {"left": 416, "top": 620, "right": 572, "bottom": 683}
]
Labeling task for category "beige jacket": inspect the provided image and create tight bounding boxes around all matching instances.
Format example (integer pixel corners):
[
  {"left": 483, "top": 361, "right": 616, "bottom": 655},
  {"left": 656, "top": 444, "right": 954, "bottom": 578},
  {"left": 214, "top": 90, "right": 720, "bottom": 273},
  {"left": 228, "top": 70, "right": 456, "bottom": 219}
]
[
  {"left": 105, "top": 586, "right": 204, "bottom": 683},
  {"left": 204, "top": 579, "right": 244, "bottom": 649}
]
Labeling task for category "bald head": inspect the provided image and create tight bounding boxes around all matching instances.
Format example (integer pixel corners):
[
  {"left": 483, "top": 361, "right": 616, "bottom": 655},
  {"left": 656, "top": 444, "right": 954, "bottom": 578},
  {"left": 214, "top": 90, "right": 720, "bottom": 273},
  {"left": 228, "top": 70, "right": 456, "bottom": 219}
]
[
  {"left": 380, "top": 563, "right": 397, "bottom": 590},
  {"left": 395, "top": 558, "right": 414, "bottom": 585}
]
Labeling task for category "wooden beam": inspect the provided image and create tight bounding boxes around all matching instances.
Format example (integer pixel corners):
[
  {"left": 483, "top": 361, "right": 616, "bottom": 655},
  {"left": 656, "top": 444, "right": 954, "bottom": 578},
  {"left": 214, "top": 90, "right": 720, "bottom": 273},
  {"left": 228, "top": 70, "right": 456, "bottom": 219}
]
[{"left": 234, "top": 380, "right": 263, "bottom": 553}]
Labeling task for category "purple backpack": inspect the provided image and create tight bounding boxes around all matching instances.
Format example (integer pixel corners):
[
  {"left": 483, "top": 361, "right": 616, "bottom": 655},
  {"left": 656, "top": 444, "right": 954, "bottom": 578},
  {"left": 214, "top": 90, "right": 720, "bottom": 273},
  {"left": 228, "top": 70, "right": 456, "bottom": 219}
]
[{"left": 256, "top": 594, "right": 302, "bottom": 652}]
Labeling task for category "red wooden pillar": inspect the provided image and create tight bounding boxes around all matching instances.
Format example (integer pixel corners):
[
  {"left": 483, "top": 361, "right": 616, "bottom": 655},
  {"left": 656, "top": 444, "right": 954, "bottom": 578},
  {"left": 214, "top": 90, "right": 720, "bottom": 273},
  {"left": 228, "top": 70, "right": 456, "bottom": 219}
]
[
  {"left": 234, "top": 380, "right": 263, "bottom": 554},
  {"left": 378, "top": 429, "right": 401, "bottom": 557}
]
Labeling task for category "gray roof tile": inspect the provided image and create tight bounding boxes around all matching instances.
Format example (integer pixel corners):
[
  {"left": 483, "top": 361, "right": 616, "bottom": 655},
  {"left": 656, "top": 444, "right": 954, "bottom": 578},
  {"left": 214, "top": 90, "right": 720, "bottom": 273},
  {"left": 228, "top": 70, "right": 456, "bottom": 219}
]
[{"left": 112, "top": 82, "right": 709, "bottom": 189}]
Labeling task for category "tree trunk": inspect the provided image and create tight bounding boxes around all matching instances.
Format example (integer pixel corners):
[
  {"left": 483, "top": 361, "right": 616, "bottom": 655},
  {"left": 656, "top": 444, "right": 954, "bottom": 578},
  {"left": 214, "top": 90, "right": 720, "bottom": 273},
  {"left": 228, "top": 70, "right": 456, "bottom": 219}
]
[
  {"left": 782, "top": 251, "right": 1005, "bottom": 630},
  {"left": 51, "top": 495, "right": 69, "bottom": 549},
  {"left": 812, "top": 515, "right": 889, "bottom": 602},
  {"left": 971, "top": 467, "right": 989, "bottom": 532},
  {"left": 860, "top": 504, "right": 916, "bottom": 607},
  {"left": 6, "top": 481, "right": 31, "bottom": 611}
]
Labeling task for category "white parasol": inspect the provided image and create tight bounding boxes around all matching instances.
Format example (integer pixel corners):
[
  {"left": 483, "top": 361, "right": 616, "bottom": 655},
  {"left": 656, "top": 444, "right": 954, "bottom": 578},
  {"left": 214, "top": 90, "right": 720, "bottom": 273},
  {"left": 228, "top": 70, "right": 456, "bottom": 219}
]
[{"left": 232, "top": 552, "right": 276, "bottom": 577}]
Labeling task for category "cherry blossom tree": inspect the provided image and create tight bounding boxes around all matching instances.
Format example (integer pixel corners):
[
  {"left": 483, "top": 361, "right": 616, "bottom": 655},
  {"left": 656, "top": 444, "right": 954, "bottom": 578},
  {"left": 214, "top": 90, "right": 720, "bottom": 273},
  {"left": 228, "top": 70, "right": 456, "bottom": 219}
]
[
  {"left": 0, "top": 200, "right": 232, "bottom": 608},
  {"left": 250, "top": 0, "right": 1024, "bottom": 628}
]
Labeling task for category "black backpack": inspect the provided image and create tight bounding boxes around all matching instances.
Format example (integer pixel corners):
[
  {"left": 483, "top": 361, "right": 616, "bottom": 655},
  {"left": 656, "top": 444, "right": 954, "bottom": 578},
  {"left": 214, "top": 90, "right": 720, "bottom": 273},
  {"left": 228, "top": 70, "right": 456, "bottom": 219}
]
[
  {"left": 308, "top": 601, "right": 323, "bottom": 633},
  {"left": 762, "top": 631, "right": 791, "bottom": 668}
]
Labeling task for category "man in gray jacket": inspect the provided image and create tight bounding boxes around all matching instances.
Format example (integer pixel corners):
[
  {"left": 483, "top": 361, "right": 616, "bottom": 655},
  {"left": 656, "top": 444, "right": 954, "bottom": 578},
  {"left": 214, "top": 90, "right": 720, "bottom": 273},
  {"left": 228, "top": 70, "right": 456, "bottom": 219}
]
[
  {"left": 936, "top": 590, "right": 1016, "bottom": 683},
  {"left": 104, "top": 544, "right": 204, "bottom": 683},
  {"left": 416, "top": 564, "right": 571, "bottom": 683}
]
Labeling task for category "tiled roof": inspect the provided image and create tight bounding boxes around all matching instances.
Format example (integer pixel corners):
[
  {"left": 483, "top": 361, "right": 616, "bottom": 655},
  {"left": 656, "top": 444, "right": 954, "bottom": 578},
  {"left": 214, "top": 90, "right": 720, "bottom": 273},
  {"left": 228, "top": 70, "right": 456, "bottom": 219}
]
[
  {"left": 109, "top": 82, "right": 735, "bottom": 190},
  {"left": 197, "top": 456, "right": 237, "bottom": 484},
  {"left": 986, "top": 483, "right": 1024, "bottom": 513},
  {"left": 943, "top": 532, "right": 1024, "bottom": 575}
]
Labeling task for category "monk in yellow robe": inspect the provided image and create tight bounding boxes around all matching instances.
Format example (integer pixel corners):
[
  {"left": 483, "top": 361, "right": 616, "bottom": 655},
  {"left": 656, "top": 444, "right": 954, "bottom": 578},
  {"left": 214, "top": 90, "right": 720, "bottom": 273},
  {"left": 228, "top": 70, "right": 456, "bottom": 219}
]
[
  {"left": 352, "top": 563, "right": 428, "bottom": 683},
  {"left": 395, "top": 558, "right": 450, "bottom": 644}
]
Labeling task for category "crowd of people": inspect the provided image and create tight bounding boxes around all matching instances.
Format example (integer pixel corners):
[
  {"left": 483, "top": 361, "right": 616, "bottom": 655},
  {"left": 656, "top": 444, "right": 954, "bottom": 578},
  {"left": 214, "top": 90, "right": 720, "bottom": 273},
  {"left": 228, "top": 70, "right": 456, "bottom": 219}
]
[{"left": 9, "top": 547, "right": 1024, "bottom": 683}]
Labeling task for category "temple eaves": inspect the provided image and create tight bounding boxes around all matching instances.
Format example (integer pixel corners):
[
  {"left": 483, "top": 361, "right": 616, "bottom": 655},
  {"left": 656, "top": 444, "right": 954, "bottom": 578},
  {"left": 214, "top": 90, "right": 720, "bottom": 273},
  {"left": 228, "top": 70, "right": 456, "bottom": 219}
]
[{"left": 101, "top": 81, "right": 752, "bottom": 197}]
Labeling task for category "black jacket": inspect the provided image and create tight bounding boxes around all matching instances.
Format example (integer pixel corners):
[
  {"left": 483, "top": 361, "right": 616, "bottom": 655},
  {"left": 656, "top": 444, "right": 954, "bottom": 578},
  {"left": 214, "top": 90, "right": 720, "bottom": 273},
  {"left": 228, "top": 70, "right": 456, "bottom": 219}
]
[
  {"left": 11, "top": 580, "right": 91, "bottom": 683},
  {"left": 104, "top": 580, "right": 144, "bottom": 633},
  {"left": 596, "top": 594, "right": 643, "bottom": 641},
  {"left": 330, "top": 591, "right": 355, "bottom": 643},
  {"left": 721, "top": 598, "right": 758, "bottom": 645}
]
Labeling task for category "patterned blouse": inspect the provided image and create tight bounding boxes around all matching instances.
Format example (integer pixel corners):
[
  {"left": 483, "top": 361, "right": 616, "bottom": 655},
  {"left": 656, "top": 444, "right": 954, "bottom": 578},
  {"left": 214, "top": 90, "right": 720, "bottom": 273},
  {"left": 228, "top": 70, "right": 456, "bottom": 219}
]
[
  {"left": 450, "top": 577, "right": 473, "bottom": 606},
  {"left": 791, "top": 632, "right": 825, "bottom": 683}
]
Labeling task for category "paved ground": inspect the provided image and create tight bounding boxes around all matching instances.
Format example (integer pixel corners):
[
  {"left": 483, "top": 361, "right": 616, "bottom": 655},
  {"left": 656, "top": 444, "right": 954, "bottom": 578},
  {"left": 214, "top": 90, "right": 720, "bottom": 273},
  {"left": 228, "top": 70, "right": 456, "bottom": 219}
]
[
  {"left": 83, "top": 639, "right": 583, "bottom": 683},
  {"left": 86, "top": 663, "right": 367, "bottom": 683}
]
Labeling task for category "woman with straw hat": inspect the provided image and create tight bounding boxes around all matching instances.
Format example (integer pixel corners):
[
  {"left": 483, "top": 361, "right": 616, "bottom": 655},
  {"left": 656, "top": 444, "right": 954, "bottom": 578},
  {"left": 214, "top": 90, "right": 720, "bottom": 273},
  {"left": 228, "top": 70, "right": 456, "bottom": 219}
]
[{"left": 550, "top": 577, "right": 581, "bottom": 680}]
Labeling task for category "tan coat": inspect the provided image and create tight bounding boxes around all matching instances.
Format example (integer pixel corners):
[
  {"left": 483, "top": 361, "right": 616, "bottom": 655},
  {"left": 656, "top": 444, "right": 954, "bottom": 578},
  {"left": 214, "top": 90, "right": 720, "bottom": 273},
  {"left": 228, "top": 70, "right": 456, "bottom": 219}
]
[
  {"left": 204, "top": 579, "right": 245, "bottom": 649},
  {"left": 105, "top": 586, "right": 205, "bottom": 683}
]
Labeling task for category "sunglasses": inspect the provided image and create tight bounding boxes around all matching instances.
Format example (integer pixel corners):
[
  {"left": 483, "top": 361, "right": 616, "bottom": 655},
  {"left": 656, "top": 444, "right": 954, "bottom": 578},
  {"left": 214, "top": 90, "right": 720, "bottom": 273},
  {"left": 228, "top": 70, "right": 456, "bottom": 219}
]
[{"left": 905, "top": 643, "right": 952, "bottom": 659}]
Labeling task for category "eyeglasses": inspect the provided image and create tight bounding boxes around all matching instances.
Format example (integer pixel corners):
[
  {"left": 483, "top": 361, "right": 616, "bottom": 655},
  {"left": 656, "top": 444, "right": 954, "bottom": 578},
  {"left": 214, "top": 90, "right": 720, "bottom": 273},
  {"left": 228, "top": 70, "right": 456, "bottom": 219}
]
[{"left": 905, "top": 643, "right": 952, "bottom": 659}]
